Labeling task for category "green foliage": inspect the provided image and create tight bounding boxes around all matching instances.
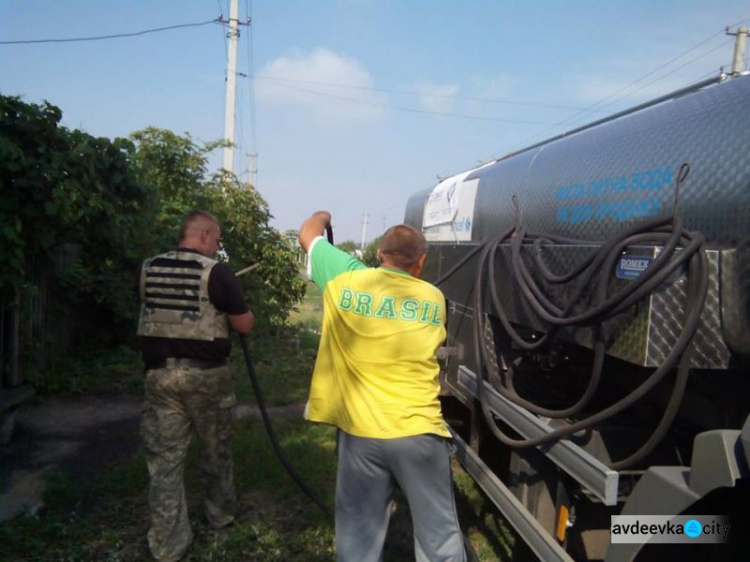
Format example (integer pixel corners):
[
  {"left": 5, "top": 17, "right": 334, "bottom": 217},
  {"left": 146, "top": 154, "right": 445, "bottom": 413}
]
[
  {"left": 288, "top": 279, "right": 322, "bottom": 332},
  {"left": 44, "top": 452, "right": 148, "bottom": 508},
  {"left": 233, "top": 325, "right": 320, "bottom": 406},
  {"left": 127, "top": 127, "right": 216, "bottom": 250},
  {"left": 26, "top": 345, "right": 144, "bottom": 395},
  {"left": 362, "top": 235, "right": 382, "bottom": 267},
  {"left": 1, "top": 98, "right": 306, "bottom": 366},
  {"left": 0, "top": 96, "right": 154, "bottom": 329},
  {"left": 335, "top": 239, "right": 358, "bottom": 254},
  {"left": 128, "top": 127, "right": 306, "bottom": 325},
  {"left": 0, "top": 454, "right": 149, "bottom": 561}
]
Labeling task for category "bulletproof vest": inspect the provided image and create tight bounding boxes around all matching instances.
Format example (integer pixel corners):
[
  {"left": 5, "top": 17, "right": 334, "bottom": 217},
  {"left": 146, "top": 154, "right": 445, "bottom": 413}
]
[{"left": 137, "top": 250, "right": 229, "bottom": 341}]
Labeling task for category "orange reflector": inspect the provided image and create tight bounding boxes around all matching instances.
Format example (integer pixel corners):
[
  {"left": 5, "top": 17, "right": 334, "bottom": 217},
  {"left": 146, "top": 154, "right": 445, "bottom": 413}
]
[{"left": 556, "top": 505, "right": 569, "bottom": 542}]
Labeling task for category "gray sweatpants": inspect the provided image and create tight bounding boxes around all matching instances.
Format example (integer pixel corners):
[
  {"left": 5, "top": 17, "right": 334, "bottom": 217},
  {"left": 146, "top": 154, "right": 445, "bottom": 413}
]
[{"left": 335, "top": 431, "right": 466, "bottom": 562}]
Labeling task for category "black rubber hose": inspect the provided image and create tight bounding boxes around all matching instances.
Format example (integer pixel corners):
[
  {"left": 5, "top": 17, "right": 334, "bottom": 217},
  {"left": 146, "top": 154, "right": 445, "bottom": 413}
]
[
  {"left": 237, "top": 333, "right": 333, "bottom": 518},
  {"left": 472, "top": 231, "right": 707, "bottom": 454},
  {"left": 485, "top": 230, "right": 608, "bottom": 417},
  {"left": 510, "top": 223, "right": 686, "bottom": 328},
  {"left": 517, "top": 226, "right": 682, "bottom": 319},
  {"left": 436, "top": 163, "right": 703, "bottom": 468},
  {"left": 451, "top": 192, "right": 707, "bottom": 467},
  {"left": 435, "top": 232, "right": 505, "bottom": 287},
  {"left": 487, "top": 305, "right": 607, "bottom": 419}
]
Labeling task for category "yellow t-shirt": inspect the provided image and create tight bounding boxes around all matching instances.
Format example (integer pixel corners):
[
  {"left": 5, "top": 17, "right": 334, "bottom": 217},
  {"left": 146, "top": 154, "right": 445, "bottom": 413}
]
[{"left": 306, "top": 239, "right": 449, "bottom": 438}]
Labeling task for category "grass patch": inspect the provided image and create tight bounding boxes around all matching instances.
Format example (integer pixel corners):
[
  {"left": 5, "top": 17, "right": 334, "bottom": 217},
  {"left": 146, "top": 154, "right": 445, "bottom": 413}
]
[
  {"left": 0, "top": 454, "right": 149, "bottom": 561},
  {"left": 232, "top": 326, "right": 320, "bottom": 406},
  {"left": 234, "top": 279, "right": 322, "bottom": 406},
  {"left": 232, "top": 417, "right": 337, "bottom": 507},
  {"left": 288, "top": 280, "right": 323, "bottom": 331},
  {"left": 453, "top": 462, "right": 528, "bottom": 561},
  {"left": 26, "top": 344, "right": 144, "bottom": 396},
  {"left": 2, "top": 280, "right": 522, "bottom": 560}
]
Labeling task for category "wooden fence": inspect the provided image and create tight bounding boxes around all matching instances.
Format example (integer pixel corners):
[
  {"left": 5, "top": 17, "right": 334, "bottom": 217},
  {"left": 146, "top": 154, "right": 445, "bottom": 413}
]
[{"left": 1, "top": 246, "right": 79, "bottom": 391}]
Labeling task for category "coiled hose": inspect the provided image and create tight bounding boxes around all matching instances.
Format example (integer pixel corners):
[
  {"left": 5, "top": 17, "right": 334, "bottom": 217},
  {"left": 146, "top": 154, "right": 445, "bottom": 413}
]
[{"left": 435, "top": 163, "right": 709, "bottom": 469}]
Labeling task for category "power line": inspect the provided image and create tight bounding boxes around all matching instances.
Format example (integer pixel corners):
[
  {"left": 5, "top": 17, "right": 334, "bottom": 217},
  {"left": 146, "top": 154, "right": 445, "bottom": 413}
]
[
  {"left": 527, "top": 39, "right": 732, "bottom": 143},
  {"left": 259, "top": 80, "right": 552, "bottom": 125},
  {"left": 503, "top": 27, "right": 738, "bottom": 154},
  {"left": 256, "top": 75, "right": 610, "bottom": 113},
  {"left": 245, "top": 0, "right": 258, "bottom": 186},
  {"left": 600, "top": 39, "right": 731, "bottom": 109},
  {"left": 569, "top": 18, "right": 749, "bottom": 118},
  {"left": 0, "top": 18, "right": 220, "bottom": 45}
]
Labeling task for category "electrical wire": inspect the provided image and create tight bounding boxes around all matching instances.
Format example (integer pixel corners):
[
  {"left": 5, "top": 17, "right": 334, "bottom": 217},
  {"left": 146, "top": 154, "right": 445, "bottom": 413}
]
[
  {"left": 255, "top": 75, "right": 610, "bottom": 114},
  {"left": 556, "top": 38, "right": 733, "bottom": 134},
  {"left": 0, "top": 19, "right": 221, "bottom": 45},
  {"left": 504, "top": 26, "right": 738, "bottom": 154},
  {"left": 245, "top": 0, "right": 258, "bottom": 186},
  {"left": 259, "top": 80, "right": 551, "bottom": 125},
  {"left": 218, "top": 3, "right": 229, "bottom": 63}
]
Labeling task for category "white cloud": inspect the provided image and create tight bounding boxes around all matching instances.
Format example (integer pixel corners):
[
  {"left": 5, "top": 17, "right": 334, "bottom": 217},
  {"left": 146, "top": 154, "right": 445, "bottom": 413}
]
[
  {"left": 406, "top": 81, "right": 459, "bottom": 113},
  {"left": 468, "top": 75, "right": 515, "bottom": 100},
  {"left": 256, "top": 48, "right": 386, "bottom": 122}
]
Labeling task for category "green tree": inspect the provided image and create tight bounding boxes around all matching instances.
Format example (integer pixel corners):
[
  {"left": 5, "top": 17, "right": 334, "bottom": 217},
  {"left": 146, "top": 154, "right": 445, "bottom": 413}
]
[
  {"left": 1, "top": 99, "right": 305, "bottom": 369},
  {"left": 0, "top": 95, "right": 153, "bottom": 333},
  {"left": 335, "top": 240, "right": 358, "bottom": 254},
  {"left": 128, "top": 128, "right": 306, "bottom": 327},
  {"left": 362, "top": 236, "right": 381, "bottom": 267}
]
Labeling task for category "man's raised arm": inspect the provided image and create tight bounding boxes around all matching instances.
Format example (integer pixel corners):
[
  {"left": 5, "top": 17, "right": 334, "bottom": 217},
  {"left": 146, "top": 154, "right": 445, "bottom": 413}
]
[{"left": 299, "top": 211, "right": 332, "bottom": 253}]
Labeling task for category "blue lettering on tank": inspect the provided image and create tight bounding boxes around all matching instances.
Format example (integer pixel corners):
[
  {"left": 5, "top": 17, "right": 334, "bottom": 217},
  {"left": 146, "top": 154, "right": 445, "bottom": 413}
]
[{"left": 553, "top": 166, "right": 673, "bottom": 224}]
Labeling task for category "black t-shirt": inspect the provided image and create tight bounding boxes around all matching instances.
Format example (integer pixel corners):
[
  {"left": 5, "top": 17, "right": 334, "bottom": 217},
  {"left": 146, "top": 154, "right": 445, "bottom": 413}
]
[{"left": 138, "top": 249, "right": 249, "bottom": 369}]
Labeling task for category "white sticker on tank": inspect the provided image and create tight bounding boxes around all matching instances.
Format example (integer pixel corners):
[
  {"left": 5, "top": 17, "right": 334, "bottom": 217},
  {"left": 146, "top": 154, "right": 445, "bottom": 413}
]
[
  {"left": 423, "top": 171, "right": 469, "bottom": 227},
  {"left": 423, "top": 171, "right": 481, "bottom": 242}
]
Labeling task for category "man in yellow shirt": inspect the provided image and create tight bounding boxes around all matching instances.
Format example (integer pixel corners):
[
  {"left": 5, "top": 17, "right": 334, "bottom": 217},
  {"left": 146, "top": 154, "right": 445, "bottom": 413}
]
[{"left": 299, "top": 211, "right": 466, "bottom": 562}]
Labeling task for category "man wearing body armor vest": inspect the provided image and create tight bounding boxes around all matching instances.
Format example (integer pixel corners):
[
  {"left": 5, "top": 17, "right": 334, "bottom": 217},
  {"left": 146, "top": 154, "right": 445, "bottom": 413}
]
[{"left": 137, "top": 210, "right": 254, "bottom": 562}]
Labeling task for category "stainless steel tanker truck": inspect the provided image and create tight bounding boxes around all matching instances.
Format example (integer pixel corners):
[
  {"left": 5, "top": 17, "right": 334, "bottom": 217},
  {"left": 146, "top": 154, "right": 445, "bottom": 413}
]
[{"left": 404, "top": 72, "right": 750, "bottom": 561}]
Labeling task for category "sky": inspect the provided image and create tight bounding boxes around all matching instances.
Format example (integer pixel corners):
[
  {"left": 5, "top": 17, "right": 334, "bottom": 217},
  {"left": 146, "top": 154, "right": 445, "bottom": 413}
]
[{"left": 2, "top": 0, "right": 749, "bottom": 243}]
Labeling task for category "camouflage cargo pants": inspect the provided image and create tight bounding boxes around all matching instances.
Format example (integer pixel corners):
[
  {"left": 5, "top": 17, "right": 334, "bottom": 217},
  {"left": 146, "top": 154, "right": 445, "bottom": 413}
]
[{"left": 141, "top": 363, "right": 237, "bottom": 562}]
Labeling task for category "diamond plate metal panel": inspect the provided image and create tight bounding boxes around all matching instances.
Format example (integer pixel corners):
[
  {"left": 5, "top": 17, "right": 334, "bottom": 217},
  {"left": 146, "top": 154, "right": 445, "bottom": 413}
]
[{"left": 431, "top": 243, "right": 729, "bottom": 369}]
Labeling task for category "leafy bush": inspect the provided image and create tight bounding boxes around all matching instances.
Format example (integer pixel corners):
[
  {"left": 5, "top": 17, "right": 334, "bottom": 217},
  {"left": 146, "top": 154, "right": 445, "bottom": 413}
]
[
  {"left": 1, "top": 95, "right": 154, "bottom": 333},
  {"left": 1, "top": 98, "right": 306, "bottom": 372},
  {"left": 26, "top": 345, "right": 144, "bottom": 395},
  {"left": 129, "top": 127, "right": 306, "bottom": 326}
]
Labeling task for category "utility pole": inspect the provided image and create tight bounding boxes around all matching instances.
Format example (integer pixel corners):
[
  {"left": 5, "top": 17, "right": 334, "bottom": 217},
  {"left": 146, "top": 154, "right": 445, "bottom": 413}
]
[
  {"left": 727, "top": 26, "right": 749, "bottom": 76},
  {"left": 360, "top": 213, "right": 369, "bottom": 252},
  {"left": 222, "top": 0, "right": 240, "bottom": 175},
  {"left": 246, "top": 152, "right": 257, "bottom": 187}
]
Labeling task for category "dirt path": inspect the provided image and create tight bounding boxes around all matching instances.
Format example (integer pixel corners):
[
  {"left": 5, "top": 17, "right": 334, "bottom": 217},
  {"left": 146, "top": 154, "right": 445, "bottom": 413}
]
[
  {"left": 0, "top": 394, "right": 305, "bottom": 522},
  {"left": 0, "top": 394, "right": 142, "bottom": 521}
]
